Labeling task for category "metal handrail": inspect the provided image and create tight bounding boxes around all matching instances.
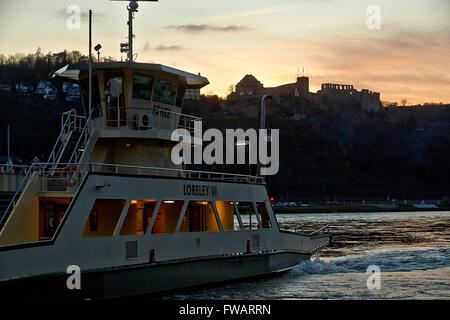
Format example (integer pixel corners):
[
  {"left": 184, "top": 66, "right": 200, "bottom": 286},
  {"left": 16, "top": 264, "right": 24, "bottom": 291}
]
[
  {"left": 68, "top": 109, "right": 93, "bottom": 164},
  {"left": 0, "top": 164, "right": 30, "bottom": 174},
  {"left": 309, "top": 224, "right": 330, "bottom": 236},
  {"left": 93, "top": 106, "right": 201, "bottom": 132},
  {"left": 100, "top": 106, "right": 202, "bottom": 120},
  {"left": 46, "top": 109, "right": 75, "bottom": 167},
  {"left": 37, "top": 162, "right": 265, "bottom": 184},
  {"left": 0, "top": 164, "right": 36, "bottom": 226}
]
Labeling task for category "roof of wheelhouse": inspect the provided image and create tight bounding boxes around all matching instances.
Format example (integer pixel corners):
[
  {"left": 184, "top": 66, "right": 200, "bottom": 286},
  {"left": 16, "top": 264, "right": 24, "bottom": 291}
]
[{"left": 52, "top": 62, "right": 210, "bottom": 89}]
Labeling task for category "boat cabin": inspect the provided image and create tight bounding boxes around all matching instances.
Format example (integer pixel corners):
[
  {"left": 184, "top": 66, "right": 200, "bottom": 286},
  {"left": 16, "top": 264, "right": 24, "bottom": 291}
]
[
  {"left": 53, "top": 62, "right": 208, "bottom": 138},
  {"left": 52, "top": 62, "right": 209, "bottom": 173}
]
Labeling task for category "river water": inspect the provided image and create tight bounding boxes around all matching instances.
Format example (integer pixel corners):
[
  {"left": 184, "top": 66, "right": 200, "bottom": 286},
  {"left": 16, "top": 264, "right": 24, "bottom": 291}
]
[{"left": 161, "top": 211, "right": 450, "bottom": 300}]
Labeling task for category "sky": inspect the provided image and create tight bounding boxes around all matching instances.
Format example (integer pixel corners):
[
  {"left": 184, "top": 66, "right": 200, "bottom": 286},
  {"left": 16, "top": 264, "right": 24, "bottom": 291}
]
[{"left": 0, "top": 0, "right": 449, "bottom": 104}]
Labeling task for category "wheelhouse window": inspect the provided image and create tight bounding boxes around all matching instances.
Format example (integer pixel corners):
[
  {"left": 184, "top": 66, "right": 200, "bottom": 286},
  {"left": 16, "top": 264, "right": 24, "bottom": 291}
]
[
  {"left": 80, "top": 76, "right": 101, "bottom": 118},
  {"left": 256, "top": 202, "right": 272, "bottom": 229},
  {"left": 175, "top": 83, "right": 186, "bottom": 107},
  {"left": 82, "top": 199, "right": 125, "bottom": 237},
  {"left": 154, "top": 78, "right": 177, "bottom": 105},
  {"left": 104, "top": 72, "right": 126, "bottom": 126},
  {"left": 180, "top": 201, "right": 220, "bottom": 233},
  {"left": 151, "top": 200, "right": 184, "bottom": 234},
  {"left": 236, "top": 202, "right": 260, "bottom": 230},
  {"left": 215, "top": 201, "right": 242, "bottom": 231},
  {"left": 120, "top": 200, "right": 157, "bottom": 235},
  {"left": 133, "top": 74, "right": 153, "bottom": 100}
]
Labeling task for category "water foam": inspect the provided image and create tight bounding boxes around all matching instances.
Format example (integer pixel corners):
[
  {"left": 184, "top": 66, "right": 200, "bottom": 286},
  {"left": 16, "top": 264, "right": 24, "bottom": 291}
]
[{"left": 290, "top": 247, "right": 450, "bottom": 275}]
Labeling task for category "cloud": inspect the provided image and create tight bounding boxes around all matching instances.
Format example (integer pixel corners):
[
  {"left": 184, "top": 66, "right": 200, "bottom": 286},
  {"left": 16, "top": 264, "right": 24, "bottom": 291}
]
[
  {"left": 154, "top": 44, "right": 183, "bottom": 51},
  {"left": 163, "top": 24, "right": 250, "bottom": 33},
  {"left": 142, "top": 41, "right": 183, "bottom": 51}
]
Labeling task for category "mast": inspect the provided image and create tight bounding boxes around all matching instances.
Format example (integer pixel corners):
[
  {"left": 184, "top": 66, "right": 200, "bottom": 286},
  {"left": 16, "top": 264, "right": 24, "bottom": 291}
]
[
  {"left": 112, "top": 0, "right": 159, "bottom": 62},
  {"left": 127, "top": 3, "right": 135, "bottom": 62},
  {"left": 89, "top": 9, "right": 92, "bottom": 131},
  {"left": 7, "top": 125, "right": 10, "bottom": 162}
]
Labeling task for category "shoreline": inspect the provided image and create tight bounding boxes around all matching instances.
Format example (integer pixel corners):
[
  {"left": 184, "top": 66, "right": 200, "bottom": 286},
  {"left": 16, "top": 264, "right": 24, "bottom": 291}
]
[{"left": 273, "top": 205, "right": 450, "bottom": 214}]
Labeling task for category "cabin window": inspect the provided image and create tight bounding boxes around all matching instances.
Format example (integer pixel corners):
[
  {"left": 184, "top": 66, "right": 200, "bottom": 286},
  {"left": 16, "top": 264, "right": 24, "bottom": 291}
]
[
  {"left": 151, "top": 200, "right": 184, "bottom": 234},
  {"left": 39, "top": 197, "right": 71, "bottom": 240},
  {"left": 120, "top": 200, "right": 157, "bottom": 235},
  {"left": 256, "top": 202, "right": 272, "bottom": 229},
  {"left": 236, "top": 202, "right": 260, "bottom": 230},
  {"left": 133, "top": 74, "right": 153, "bottom": 100},
  {"left": 154, "top": 78, "right": 177, "bottom": 105},
  {"left": 180, "top": 201, "right": 220, "bottom": 233},
  {"left": 80, "top": 76, "right": 101, "bottom": 118},
  {"left": 175, "top": 83, "right": 186, "bottom": 107},
  {"left": 126, "top": 241, "right": 138, "bottom": 259},
  {"left": 82, "top": 199, "right": 125, "bottom": 236},
  {"left": 104, "top": 72, "right": 126, "bottom": 126},
  {"left": 215, "top": 201, "right": 242, "bottom": 231}
]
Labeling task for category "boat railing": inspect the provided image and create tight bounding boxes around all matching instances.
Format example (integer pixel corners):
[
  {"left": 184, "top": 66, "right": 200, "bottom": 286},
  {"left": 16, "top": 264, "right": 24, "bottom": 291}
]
[
  {"left": 308, "top": 224, "right": 331, "bottom": 237},
  {"left": 0, "top": 164, "right": 36, "bottom": 229},
  {"left": 281, "top": 224, "right": 331, "bottom": 237},
  {"left": 46, "top": 109, "right": 88, "bottom": 167},
  {"left": 36, "top": 162, "right": 265, "bottom": 193},
  {"left": 91, "top": 107, "right": 201, "bottom": 134},
  {"left": 0, "top": 164, "right": 30, "bottom": 174},
  {"left": 61, "top": 109, "right": 87, "bottom": 132},
  {"left": 67, "top": 108, "right": 94, "bottom": 164}
]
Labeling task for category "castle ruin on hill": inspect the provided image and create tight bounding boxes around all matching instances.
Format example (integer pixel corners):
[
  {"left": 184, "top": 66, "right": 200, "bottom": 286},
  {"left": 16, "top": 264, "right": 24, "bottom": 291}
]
[{"left": 228, "top": 74, "right": 382, "bottom": 112}]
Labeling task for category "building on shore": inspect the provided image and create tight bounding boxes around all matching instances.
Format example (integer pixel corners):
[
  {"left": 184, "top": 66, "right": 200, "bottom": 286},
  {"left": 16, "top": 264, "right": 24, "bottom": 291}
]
[
  {"left": 184, "top": 88, "right": 201, "bottom": 100},
  {"left": 228, "top": 74, "right": 382, "bottom": 112},
  {"left": 231, "top": 74, "right": 309, "bottom": 101},
  {"left": 317, "top": 83, "right": 382, "bottom": 112}
]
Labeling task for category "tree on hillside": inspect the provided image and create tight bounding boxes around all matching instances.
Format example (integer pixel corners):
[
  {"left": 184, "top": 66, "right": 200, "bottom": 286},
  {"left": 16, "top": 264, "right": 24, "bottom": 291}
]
[{"left": 401, "top": 99, "right": 407, "bottom": 106}]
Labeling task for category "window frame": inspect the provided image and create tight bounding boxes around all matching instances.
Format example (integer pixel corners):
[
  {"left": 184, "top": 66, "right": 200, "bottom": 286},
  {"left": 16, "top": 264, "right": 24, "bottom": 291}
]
[
  {"left": 255, "top": 201, "right": 273, "bottom": 229},
  {"left": 153, "top": 76, "right": 178, "bottom": 105},
  {"left": 132, "top": 73, "right": 154, "bottom": 101}
]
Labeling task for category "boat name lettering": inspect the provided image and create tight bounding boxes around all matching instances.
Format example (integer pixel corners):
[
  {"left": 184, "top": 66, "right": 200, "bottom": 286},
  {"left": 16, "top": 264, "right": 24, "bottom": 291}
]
[
  {"left": 183, "top": 184, "right": 217, "bottom": 197},
  {"left": 153, "top": 105, "right": 171, "bottom": 119}
]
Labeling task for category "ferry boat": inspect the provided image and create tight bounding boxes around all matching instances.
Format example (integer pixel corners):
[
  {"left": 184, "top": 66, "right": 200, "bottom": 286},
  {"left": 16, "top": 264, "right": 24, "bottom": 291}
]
[{"left": 0, "top": 1, "right": 331, "bottom": 299}]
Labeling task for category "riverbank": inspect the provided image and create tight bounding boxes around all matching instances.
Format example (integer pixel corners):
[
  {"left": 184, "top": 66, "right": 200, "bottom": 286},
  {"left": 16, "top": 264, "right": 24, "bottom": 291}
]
[{"left": 273, "top": 205, "right": 450, "bottom": 214}]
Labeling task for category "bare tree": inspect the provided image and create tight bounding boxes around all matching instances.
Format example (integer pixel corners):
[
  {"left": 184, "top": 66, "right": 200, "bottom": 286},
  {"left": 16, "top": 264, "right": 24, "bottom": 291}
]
[{"left": 227, "top": 84, "right": 235, "bottom": 95}]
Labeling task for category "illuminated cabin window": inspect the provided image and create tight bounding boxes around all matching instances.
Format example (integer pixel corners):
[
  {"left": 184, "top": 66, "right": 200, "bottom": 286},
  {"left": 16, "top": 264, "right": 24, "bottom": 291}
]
[
  {"left": 154, "top": 78, "right": 177, "bottom": 105},
  {"left": 38, "top": 197, "right": 72, "bottom": 240},
  {"left": 236, "top": 202, "right": 260, "bottom": 230},
  {"left": 120, "top": 200, "right": 157, "bottom": 235},
  {"left": 82, "top": 199, "right": 125, "bottom": 237},
  {"left": 256, "top": 202, "right": 272, "bottom": 229},
  {"left": 151, "top": 200, "right": 184, "bottom": 234},
  {"left": 180, "top": 201, "right": 220, "bottom": 233},
  {"left": 215, "top": 201, "right": 242, "bottom": 231},
  {"left": 133, "top": 74, "right": 153, "bottom": 100}
]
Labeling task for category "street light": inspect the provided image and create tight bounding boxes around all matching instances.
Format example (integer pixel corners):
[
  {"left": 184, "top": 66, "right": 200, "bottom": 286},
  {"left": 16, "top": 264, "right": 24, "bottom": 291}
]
[
  {"left": 235, "top": 140, "right": 251, "bottom": 175},
  {"left": 257, "top": 94, "right": 272, "bottom": 176},
  {"left": 94, "top": 44, "right": 102, "bottom": 62}
]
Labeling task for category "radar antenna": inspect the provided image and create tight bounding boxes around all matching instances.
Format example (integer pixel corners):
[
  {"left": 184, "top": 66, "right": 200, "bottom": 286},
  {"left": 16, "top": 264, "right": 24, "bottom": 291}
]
[{"left": 110, "top": 0, "right": 158, "bottom": 62}]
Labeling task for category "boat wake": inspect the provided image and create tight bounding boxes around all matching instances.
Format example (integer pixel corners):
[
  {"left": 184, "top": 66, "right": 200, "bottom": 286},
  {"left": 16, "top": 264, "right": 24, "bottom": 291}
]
[{"left": 291, "top": 247, "right": 450, "bottom": 275}]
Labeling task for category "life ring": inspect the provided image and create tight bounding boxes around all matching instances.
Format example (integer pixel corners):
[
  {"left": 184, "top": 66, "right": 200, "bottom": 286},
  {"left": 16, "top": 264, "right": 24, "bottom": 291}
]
[{"left": 61, "top": 165, "right": 81, "bottom": 187}]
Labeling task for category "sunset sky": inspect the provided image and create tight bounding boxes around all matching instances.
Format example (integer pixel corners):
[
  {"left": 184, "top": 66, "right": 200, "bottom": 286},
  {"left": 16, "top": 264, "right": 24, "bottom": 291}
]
[{"left": 0, "top": 0, "right": 449, "bottom": 104}]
